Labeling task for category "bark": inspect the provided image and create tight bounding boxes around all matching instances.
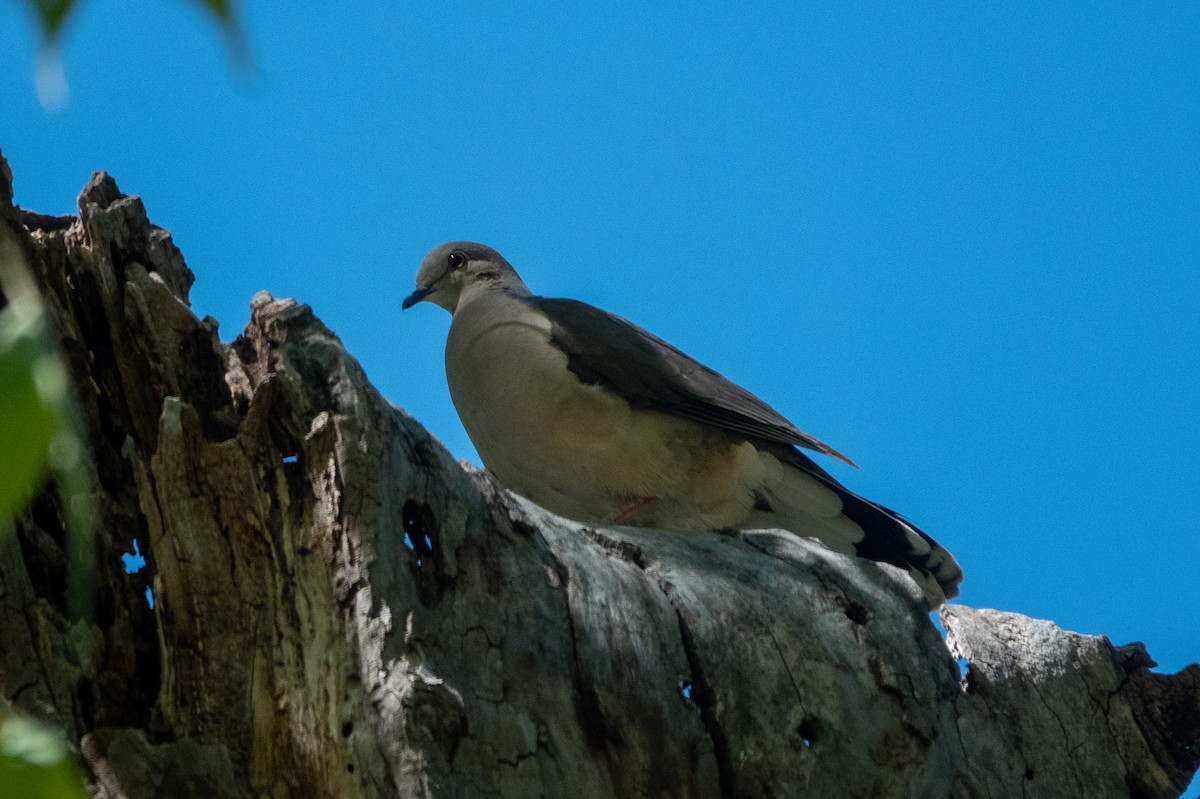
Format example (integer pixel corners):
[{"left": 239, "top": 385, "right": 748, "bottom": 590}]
[{"left": 0, "top": 155, "right": 1196, "bottom": 799}]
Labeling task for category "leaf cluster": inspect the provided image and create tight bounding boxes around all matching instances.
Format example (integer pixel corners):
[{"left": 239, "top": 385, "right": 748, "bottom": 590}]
[
  {"left": 0, "top": 228, "right": 93, "bottom": 798},
  {"left": 23, "top": 0, "right": 237, "bottom": 42}
]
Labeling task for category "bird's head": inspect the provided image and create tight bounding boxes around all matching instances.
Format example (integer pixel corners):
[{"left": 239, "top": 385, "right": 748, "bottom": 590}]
[{"left": 403, "top": 242, "right": 525, "bottom": 314}]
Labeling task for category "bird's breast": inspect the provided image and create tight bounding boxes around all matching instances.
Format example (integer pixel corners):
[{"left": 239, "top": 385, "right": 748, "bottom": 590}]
[{"left": 443, "top": 298, "right": 756, "bottom": 528}]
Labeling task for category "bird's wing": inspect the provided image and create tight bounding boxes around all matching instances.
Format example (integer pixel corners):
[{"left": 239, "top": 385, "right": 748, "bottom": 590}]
[
  {"left": 531, "top": 296, "right": 857, "bottom": 468},
  {"left": 531, "top": 296, "right": 961, "bottom": 600}
]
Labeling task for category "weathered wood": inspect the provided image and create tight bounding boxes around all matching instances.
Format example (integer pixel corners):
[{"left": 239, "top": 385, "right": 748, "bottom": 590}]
[{"left": 1, "top": 155, "right": 1196, "bottom": 798}]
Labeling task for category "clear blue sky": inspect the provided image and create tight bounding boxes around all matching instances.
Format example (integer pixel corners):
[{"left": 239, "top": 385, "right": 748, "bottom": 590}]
[{"left": 3, "top": 0, "right": 1198, "bottom": 693}]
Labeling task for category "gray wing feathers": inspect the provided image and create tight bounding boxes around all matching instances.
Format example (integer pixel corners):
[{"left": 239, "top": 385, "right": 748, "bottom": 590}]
[
  {"left": 529, "top": 296, "right": 962, "bottom": 601},
  {"left": 533, "top": 297, "right": 857, "bottom": 467}
]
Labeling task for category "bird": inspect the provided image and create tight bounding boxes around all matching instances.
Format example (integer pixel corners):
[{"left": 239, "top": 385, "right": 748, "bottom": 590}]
[{"left": 403, "top": 241, "right": 962, "bottom": 605}]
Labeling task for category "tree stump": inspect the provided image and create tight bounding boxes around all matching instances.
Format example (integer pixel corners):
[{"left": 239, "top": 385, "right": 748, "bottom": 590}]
[{"left": 1, "top": 155, "right": 1196, "bottom": 798}]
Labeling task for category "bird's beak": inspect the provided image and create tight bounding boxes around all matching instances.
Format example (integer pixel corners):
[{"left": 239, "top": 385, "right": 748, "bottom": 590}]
[{"left": 402, "top": 285, "right": 433, "bottom": 310}]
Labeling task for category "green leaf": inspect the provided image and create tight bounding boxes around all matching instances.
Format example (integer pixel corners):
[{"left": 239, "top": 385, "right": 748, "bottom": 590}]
[
  {"left": 24, "top": 0, "right": 250, "bottom": 82},
  {"left": 28, "top": 0, "right": 76, "bottom": 40},
  {"left": 27, "top": 0, "right": 241, "bottom": 46},
  {"left": 192, "top": 0, "right": 234, "bottom": 23},
  {"left": 0, "top": 713, "right": 89, "bottom": 799},
  {"left": 187, "top": 0, "right": 251, "bottom": 69},
  {"left": 0, "top": 304, "right": 58, "bottom": 524},
  {"left": 0, "top": 236, "right": 95, "bottom": 618}
]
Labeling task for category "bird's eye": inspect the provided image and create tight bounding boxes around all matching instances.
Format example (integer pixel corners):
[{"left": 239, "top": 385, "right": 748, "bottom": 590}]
[{"left": 448, "top": 251, "right": 466, "bottom": 270}]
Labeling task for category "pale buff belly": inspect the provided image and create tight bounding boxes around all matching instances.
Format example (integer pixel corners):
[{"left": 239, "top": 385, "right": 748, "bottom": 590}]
[{"left": 445, "top": 312, "right": 761, "bottom": 529}]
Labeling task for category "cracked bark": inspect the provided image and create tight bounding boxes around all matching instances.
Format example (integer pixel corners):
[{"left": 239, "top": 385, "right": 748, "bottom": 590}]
[{"left": 1, "top": 156, "right": 1197, "bottom": 798}]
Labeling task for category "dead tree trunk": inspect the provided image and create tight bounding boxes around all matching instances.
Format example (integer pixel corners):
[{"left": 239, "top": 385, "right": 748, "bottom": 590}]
[{"left": 1, "top": 156, "right": 1197, "bottom": 799}]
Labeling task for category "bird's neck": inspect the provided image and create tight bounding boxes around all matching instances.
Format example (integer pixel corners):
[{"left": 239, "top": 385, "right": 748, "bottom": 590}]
[{"left": 454, "top": 275, "right": 532, "bottom": 314}]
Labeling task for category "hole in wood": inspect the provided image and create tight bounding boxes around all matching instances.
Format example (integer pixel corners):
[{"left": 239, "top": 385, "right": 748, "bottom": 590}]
[
  {"left": 402, "top": 499, "right": 445, "bottom": 605},
  {"left": 958, "top": 658, "right": 977, "bottom": 694},
  {"left": 402, "top": 500, "right": 439, "bottom": 560},
  {"left": 844, "top": 601, "right": 871, "bottom": 625},
  {"left": 797, "top": 718, "right": 820, "bottom": 750}
]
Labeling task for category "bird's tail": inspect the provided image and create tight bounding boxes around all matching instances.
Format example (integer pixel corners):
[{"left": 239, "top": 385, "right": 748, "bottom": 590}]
[
  {"left": 747, "top": 446, "right": 963, "bottom": 606},
  {"left": 836, "top": 488, "right": 963, "bottom": 605}
]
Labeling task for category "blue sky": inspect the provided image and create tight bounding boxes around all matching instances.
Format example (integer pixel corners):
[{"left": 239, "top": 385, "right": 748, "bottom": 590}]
[{"left": 3, "top": 0, "right": 1197, "bottom": 694}]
